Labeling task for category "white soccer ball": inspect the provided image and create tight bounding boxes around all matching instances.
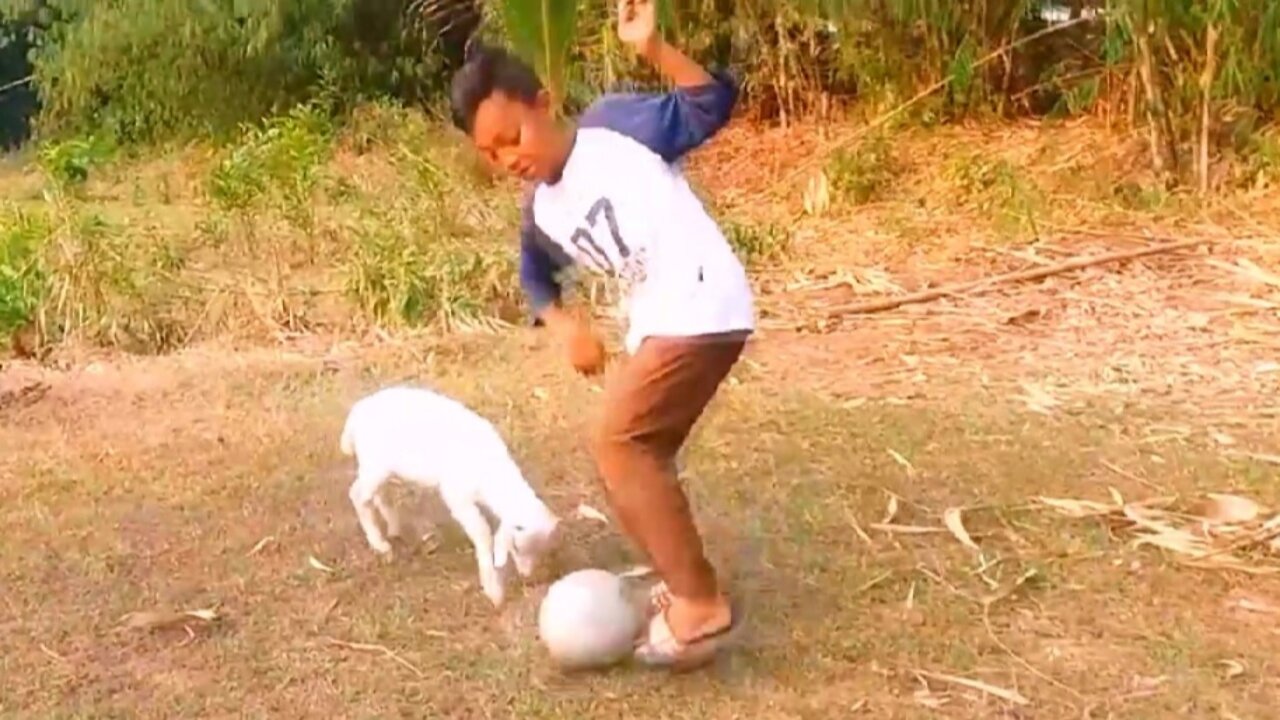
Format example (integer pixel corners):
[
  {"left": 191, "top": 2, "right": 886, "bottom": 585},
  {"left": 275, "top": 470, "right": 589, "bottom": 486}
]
[{"left": 538, "top": 569, "right": 643, "bottom": 670}]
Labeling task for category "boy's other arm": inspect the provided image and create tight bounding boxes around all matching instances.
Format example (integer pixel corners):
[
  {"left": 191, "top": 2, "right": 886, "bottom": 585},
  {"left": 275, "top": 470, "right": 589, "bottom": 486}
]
[
  {"left": 518, "top": 207, "right": 568, "bottom": 327},
  {"left": 519, "top": 213, "right": 606, "bottom": 374},
  {"left": 519, "top": 211, "right": 589, "bottom": 342}
]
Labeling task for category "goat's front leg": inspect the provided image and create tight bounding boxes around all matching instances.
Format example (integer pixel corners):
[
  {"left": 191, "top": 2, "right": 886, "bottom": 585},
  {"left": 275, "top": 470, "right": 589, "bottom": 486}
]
[
  {"left": 441, "top": 492, "right": 504, "bottom": 607},
  {"left": 349, "top": 472, "right": 393, "bottom": 556},
  {"left": 371, "top": 487, "right": 403, "bottom": 540},
  {"left": 409, "top": 489, "right": 438, "bottom": 542}
]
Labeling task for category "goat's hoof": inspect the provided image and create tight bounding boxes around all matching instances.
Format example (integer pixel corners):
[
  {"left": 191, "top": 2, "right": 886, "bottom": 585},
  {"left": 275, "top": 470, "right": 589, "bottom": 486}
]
[
  {"left": 482, "top": 581, "right": 505, "bottom": 608},
  {"left": 368, "top": 539, "right": 393, "bottom": 557}
]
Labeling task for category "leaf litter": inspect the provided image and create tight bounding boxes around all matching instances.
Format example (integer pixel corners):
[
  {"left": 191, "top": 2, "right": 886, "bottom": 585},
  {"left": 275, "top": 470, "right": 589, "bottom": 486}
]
[{"left": 1037, "top": 487, "right": 1280, "bottom": 575}]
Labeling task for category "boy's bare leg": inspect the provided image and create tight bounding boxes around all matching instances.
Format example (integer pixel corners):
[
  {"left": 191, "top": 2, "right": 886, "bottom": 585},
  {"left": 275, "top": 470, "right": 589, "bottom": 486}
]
[{"left": 594, "top": 333, "right": 746, "bottom": 647}]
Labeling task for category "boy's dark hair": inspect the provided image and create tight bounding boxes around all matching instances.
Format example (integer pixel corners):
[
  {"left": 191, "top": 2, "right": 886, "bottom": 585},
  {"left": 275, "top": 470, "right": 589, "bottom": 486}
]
[{"left": 449, "top": 43, "right": 544, "bottom": 134}]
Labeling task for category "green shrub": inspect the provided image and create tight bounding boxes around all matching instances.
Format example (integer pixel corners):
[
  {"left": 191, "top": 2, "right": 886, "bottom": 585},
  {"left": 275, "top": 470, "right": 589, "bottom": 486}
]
[{"left": 0, "top": 205, "right": 50, "bottom": 338}]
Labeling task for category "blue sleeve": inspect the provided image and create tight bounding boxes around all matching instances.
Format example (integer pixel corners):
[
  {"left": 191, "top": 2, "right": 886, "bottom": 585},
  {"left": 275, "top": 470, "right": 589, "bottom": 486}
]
[
  {"left": 578, "top": 69, "right": 739, "bottom": 163},
  {"left": 517, "top": 198, "right": 568, "bottom": 322}
]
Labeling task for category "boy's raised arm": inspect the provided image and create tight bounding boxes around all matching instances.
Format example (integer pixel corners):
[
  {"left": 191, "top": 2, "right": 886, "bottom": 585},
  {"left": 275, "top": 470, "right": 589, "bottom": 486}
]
[
  {"left": 581, "top": 0, "right": 739, "bottom": 164},
  {"left": 619, "top": 0, "right": 713, "bottom": 89}
]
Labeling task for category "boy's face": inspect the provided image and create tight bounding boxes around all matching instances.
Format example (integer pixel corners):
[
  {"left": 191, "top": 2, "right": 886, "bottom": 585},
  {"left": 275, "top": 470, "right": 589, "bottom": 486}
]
[{"left": 470, "top": 90, "right": 562, "bottom": 183}]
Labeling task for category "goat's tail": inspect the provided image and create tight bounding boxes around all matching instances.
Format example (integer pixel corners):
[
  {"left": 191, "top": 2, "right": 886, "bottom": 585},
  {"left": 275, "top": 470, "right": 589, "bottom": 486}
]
[{"left": 339, "top": 413, "right": 356, "bottom": 456}]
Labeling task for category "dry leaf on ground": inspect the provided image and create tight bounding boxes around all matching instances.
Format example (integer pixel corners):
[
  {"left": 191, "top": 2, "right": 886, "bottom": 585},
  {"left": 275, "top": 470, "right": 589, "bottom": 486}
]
[
  {"left": 882, "top": 494, "right": 900, "bottom": 524},
  {"left": 887, "top": 449, "right": 915, "bottom": 476},
  {"left": 912, "top": 688, "right": 950, "bottom": 709},
  {"left": 1199, "top": 493, "right": 1263, "bottom": 524},
  {"left": 308, "top": 555, "right": 337, "bottom": 574},
  {"left": 120, "top": 608, "right": 219, "bottom": 632},
  {"left": 943, "top": 507, "right": 980, "bottom": 551},
  {"left": 1218, "top": 660, "right": 1245, "bottom": 680},
  {"left": 575, "top": 503, "right": 610, "bottom": 524}
]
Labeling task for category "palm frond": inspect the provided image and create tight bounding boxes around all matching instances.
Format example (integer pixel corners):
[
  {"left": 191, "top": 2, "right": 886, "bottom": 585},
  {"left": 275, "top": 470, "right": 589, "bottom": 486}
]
[{"left": 497, "top": 0, "right": 581, "bottom": 112}]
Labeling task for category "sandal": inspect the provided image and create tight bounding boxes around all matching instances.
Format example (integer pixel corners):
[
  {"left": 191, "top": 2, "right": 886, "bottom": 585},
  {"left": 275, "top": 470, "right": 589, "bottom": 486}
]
[
  {"left": 647, "top": 581, "right": 672, "bottom": 617},
  {"left": 633, "top": 599, "right": 744, "bottom": 672}
]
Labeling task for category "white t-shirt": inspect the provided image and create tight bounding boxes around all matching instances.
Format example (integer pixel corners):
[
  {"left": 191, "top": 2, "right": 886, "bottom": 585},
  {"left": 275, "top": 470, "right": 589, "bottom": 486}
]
[{"left": 517, "top": 72, "right": 754, "bottom": 354}]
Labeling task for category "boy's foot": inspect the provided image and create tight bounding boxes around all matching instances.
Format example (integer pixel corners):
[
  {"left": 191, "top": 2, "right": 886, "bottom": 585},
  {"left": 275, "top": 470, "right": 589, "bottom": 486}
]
[{"left": 634, "top": 582, "right": 743, "bottom": 672}]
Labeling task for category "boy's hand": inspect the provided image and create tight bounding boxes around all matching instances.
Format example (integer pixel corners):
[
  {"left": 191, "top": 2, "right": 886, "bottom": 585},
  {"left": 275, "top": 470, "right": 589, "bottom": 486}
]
[
  {"left": 617, "top": 0, "right": 659, "bottom": 58},
  {"left": 565, "top": 322, "right": 607, "bottom": 377},
  {"left": 540, "top": 305, "right": 607, "bottom": 377}
]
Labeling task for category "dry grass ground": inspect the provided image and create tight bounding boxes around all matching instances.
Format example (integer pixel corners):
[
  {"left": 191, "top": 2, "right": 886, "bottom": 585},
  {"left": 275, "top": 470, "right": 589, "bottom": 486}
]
[
  {"left": 3, "top": 117, "right": 1280, "bottom": 718},
  {"left": 3, "top": 329, "right": 1280, "bottom": 719}
]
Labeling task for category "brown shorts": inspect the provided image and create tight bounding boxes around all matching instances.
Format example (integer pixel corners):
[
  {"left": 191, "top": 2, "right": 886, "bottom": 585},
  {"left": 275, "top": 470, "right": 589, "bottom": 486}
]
[{"left": 593, "top": 331, "right": 749, "bottom": 601}]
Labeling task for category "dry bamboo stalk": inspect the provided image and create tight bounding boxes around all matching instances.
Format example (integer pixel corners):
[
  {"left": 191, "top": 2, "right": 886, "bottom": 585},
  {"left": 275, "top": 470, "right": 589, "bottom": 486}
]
[
  {"left": 1199, "top": 23, "right": 1220, "bottom": 196},
  {"left": 826, "top": 238, "right": 1210, "bottom": 317},
  {"left": 1136, "top": 25, "right": 1167, "bottom": 176}
]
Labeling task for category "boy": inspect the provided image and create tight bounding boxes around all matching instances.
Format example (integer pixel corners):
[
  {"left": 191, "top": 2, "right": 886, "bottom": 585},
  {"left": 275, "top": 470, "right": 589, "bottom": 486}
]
[{"left": 449, "top": 0, "right": 752, "bottom": 671}]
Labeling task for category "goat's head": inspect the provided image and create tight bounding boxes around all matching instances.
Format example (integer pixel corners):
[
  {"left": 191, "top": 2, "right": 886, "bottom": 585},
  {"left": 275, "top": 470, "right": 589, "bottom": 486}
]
[{"left": 494, "top": 510, "right": 560, "bottom": 578}]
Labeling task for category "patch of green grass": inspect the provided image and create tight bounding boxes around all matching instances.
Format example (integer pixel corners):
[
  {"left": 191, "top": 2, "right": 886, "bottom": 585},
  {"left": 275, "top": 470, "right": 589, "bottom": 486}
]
[
  {"left": 207, "top": 102, "right": 334, "bottom": 235},
  {"left": 36, "top": 134, "right": 118, "bottom": 195},
  {"left": 0, "top": 204, "right": 51, "bottom": 339},
  {"left": 1112, "top": 180, "right": 1175, "bottom": 212},
  {"left": 342, "top": 220, "right": 518, "bottom": 329},
  {"left": 946, "top": 152, "right": 1045, "bottom": 238},
  {"left": 826, "top": 133, "right": 898, "bottom": 205},
  {"left": 1, "top": 202, "right": 195, "bottom": 353},
  {"left": 0, "top": 99, "right": 536, "bottom": 353},
  {"left": 723, "top": 221, "right": 792, "bottom": 267}
]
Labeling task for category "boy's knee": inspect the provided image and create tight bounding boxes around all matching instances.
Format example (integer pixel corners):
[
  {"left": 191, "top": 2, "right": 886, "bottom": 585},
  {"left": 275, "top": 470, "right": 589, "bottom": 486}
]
[{"left": 593, "top": 427, "right": 638, "bottom": 482}]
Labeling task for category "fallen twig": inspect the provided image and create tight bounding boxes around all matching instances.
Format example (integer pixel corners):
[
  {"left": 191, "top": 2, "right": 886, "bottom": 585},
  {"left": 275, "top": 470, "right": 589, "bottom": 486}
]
[
  {"left": 826, "top": 238, "right": 1210, "bottom": 318},
  {"left": 847, "top": 510, "right": 873, "bottom": 545},
  {"left": 39, "top": 644, "right": 69, "bottom": 665},
  {"left": 322, "top": 636, "right": 426, "bottom": 678},
  {"left": 1101, "top": 461, "right": 1162, "bottom": 492},
  {"left": 870, "top": 523, "right": 950, "bottom": 535},
  {"left": 982, "top": 572, "right": 1088, "bottom": 703},
  {"left": 915, "top": 670, "right": 1030, "bottom": 706},
  {"left": 247, "top": 536, "right": 276, "bottom": 557},
  {"left": 1225, "top": 451, "right": 1280, "bottom": 466},
  {"left": 854, "top": 570, "right": 894, "bottom": 595}
]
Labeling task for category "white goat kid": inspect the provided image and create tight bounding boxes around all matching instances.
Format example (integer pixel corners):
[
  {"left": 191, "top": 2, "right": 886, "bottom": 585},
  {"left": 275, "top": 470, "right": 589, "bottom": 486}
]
[{"left": 339, "top": 386, "right": 560, "bottom": 606}]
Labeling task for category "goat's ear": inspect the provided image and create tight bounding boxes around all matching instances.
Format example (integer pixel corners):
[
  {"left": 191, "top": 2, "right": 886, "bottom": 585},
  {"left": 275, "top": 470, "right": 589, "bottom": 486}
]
[{"left": 494, "top": 524, "right": 514, "bottom": 568}]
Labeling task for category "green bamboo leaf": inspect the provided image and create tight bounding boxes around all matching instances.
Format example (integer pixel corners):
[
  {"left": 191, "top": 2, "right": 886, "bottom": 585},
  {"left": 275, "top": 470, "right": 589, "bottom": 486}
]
[{"left": 498, "top": 0, "right": 580, "bottom": 114}]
